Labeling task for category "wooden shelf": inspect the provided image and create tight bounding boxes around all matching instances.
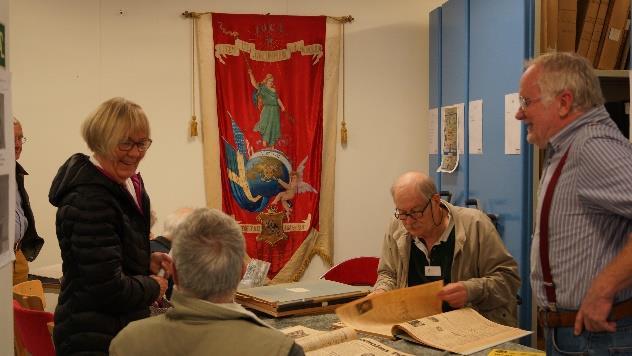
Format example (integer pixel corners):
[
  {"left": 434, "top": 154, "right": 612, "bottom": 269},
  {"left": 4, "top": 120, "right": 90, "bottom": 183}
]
[{"left": 596, "top": 69, "right": 630, "bottom": 78}]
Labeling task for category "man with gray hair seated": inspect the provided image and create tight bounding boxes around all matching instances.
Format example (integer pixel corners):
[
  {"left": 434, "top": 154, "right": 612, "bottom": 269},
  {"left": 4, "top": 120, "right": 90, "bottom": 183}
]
[
  {"left": 150, "top": 207, "right": 194, "bottom": 254},
  {"left": 109, "top": 208, "right": 304, "bottom": 356}
]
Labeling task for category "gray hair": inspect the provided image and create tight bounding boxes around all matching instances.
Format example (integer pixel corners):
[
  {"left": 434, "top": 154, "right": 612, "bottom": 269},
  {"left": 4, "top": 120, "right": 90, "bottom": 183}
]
[
  {"left": 171, "top": 208, "right": 245, "bottom": 301},
  {"left": 81, "top": 97, "right": 150, "bottom": 159},
  {"left": 390, "top": 171, "right": 437, "bottom": 200},
  {"left": 162, "top": 207, "right": 194, "bottom": 240},
  {"left": 526, "top": 52, "right": 604, "bottom": 111}
]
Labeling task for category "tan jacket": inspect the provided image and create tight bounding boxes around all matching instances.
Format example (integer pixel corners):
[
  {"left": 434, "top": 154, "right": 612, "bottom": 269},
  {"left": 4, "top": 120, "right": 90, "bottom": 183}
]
[
  {"left": 110, "top": 291, "right": 297, "bottom": 356},
  {"left": 374, "top": 201, "right": 520, "bottom": 326}
]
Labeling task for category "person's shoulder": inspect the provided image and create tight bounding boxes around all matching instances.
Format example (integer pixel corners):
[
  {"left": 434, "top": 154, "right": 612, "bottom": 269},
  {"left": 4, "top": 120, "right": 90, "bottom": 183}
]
[
  {"left": 232, "top": 319, "right": 293, "bottom": 341},
  {"left": 575, "top": 114, "right": 628, "bottom": 145},
  {"left": 449, "top": 204, "right": 484, "bottom": 220},
  {"left": 110, "top": 315, "right": 167, "bottom": 352},
  {"left": 116, "top": 315, "right": 166, "bottom": 339}
]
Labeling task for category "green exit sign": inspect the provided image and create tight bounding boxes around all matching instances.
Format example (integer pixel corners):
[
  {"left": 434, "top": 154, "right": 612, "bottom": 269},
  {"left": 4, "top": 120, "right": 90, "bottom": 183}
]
[{"left": 0, "top": 23, "right": 5, "bottom": 68}]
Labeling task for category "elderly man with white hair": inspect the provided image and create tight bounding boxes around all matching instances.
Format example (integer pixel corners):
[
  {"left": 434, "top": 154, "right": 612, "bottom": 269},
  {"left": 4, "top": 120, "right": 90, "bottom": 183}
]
[{"left": 110, "top": 208, "right": 304, "bottom": 356}]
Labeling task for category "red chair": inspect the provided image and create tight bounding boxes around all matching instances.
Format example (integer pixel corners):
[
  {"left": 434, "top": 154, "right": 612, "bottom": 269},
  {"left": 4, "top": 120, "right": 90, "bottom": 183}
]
[
  {"left": 12, "top": 300, "right": 55, "bottom": 356},
  {"left": 320, "top": 256, "right": 380, "bottom": 286}
]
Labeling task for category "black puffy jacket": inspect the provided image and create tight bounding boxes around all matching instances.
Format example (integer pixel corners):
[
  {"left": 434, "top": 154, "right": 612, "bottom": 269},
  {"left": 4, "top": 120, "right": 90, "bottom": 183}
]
[{"left": 49, "top": 153, "right": 159, "bottom": 355}]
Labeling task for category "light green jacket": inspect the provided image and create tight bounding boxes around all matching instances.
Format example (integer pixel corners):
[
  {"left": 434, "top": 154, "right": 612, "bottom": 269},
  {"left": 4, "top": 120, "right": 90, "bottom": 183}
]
[
  {"left": 374, "top": 201, "right": 520, "bottom": 326},
  {"left": 110, "top": 290, "right": 296, "bottom": 356}
]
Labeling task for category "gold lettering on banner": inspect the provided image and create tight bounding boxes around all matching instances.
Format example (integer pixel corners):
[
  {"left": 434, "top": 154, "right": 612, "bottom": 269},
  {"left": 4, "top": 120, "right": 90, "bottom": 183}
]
[
  {"left": 215, "top": 38, "right": 323, "bottom": 64},
  {"left": 238, "top": 213, "right": 312, "bottom": 234}
]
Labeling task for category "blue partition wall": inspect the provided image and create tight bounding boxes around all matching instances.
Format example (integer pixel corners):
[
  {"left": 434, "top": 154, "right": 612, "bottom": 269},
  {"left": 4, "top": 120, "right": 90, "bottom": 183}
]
[
  {"left": 428, "top": 7, "right": 442, "bottom": 185},
  {"left": 439, "top": 0, "right": 469, "bottom": 206},
  {"left": 430, "top": 0, "right": 534, "bottom": 334},
  {"left": 468, "top": 0, "right": 533, "bottom": 333}
]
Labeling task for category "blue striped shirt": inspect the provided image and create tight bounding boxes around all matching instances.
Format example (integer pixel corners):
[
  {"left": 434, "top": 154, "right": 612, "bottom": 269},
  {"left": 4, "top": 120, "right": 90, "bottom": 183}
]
[
  {"left": 15, "top": 180, "right": 28, "bottom": 248},
  {"left": 531, "top": 105, "right": 632, "bottom": 310}
]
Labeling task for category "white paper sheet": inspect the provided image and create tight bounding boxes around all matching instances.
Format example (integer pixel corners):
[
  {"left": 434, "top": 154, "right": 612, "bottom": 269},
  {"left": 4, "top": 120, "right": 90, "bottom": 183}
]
[
  {"left": 504, "top": 93, "right": 521, "bottom": 155},
  {"left": 428, "top": 108, "right": 438, "bottom": 154},
  {"left": 468, "top": 99, "right": 483, "bottom": 154}
]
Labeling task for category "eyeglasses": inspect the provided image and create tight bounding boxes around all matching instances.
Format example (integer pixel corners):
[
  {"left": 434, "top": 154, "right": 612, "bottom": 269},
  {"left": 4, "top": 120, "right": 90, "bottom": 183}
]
[
  {"left": 518, "top": 95, "right": 541, "bottom": 111},
  {"left": 118, "top": 139, "right": 153, "bottom": 152},
  {"left": 394, "top": 199, "right": 432, "bottom": 221},
  {"left": 15, "top": 136, "right": 27, "bottom": 144}
]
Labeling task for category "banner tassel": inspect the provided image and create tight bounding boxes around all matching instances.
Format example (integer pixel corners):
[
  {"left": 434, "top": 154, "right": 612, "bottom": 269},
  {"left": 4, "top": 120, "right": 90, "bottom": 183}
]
[
  {"left": 190, "top": 115, "right": 198, "bottom": 137},
  {"left": 340, "top": 120, "right": 347, "bottom": 146}
]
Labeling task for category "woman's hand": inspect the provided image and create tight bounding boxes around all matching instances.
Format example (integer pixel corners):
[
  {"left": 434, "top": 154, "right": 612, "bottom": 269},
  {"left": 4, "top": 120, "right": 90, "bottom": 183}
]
[
  {"left": 150, "top": 275, "right": 168, "bottom": 299},
  {"left": 150, "top": 252, "right": 173, "bottom": 278}
]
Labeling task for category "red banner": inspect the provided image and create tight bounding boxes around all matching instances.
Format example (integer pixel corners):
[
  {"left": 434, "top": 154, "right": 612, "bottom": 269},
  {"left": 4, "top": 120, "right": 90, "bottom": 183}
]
[{"left": 212, "top": 13, "right": 325, "bottom": 277}]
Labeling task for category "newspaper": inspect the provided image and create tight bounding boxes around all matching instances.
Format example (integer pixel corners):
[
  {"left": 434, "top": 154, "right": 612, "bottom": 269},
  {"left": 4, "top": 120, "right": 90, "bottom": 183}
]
[
  {"left": 391, "top": 308, "right": 531, "bottom": 355},
  {"left": 281, "top": 325, "right": 413, "bottom": 356},
  {"left": 335, "top": 280, "right": 443, "bottom": 338},
  {"left": 335, "top": 281, "right": 531, "bottom": 355}
]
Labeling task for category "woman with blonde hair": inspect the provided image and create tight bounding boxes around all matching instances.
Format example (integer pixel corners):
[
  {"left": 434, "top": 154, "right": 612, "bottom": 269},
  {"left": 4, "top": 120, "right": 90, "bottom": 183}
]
[{"left": 49, "top": 97, "right": 169, "bottom": 355}]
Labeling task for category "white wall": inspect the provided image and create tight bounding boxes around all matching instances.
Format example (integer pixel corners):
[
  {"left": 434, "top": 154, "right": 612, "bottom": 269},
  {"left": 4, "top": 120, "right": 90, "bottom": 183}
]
[{"left": 9, "top": 0, "right": 445, "bottom": 279}]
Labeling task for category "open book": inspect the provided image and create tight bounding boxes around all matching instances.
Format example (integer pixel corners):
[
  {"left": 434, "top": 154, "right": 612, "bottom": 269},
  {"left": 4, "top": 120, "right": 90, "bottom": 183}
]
[
  {"left": 336, "top": 281, "right": 531, "bottom": 355},
  {"left": 281, "top": 325, "right": 413, "bottom": 356}
]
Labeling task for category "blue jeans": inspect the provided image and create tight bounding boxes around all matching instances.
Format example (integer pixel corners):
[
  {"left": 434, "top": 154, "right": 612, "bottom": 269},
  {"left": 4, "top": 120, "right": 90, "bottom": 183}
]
[{"left": 546, "top": 316, "right": 632, "bottom": 355}]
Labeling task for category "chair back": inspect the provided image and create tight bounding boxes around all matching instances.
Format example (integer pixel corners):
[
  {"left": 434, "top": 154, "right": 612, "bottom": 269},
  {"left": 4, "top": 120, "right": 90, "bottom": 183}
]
[
  {"left": 13, "top": 279, "right": 46, "bottom": 310},
  {"left": 320, "top": 256, "right": 380, "bottom": 286},
  {"left": 13, "top": 300, "right": 55, "bottom": 356}
]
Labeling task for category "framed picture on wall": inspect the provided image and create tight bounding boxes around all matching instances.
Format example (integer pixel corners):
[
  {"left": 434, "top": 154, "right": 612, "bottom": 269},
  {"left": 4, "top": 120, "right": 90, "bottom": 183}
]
[
  {"left": 0, "top": 174, "right": 8, "bottom": 263},
  {"left": 0, "top": 92, "right": 5, "bottom": 150}
]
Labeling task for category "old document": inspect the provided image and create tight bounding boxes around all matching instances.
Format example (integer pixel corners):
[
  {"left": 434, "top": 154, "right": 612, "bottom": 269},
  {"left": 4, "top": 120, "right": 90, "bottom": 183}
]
[
  {"left": 391, "top": 307, "right": 531, "bottom": 355},
  {"left": 335, "top": 280, "right": 443, "bottom": 338},
  {"left": 281, "top": 325, "right": 413, "bottom": 356},
  {"left": 308, "top": 338, "right": 413, "bottom": 356},
  {"left": 284, "top": 326, "right": 356, "bottom": 352}
]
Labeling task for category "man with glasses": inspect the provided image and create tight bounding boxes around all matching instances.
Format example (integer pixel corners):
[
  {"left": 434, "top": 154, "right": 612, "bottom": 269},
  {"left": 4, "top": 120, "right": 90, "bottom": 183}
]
[
  {"left": 12, "top": 118, "right": 44, "bottom": 285},
  {"left": 516, "top": 52, "right": 632, "bottom": 354},
  {"left": 373, "top": 171, "right": 520, "bottom": 326}
]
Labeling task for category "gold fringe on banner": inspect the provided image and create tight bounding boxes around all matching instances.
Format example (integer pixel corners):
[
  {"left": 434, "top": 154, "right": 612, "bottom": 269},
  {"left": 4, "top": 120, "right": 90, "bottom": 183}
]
[
  {"left": 190, "top": 16, "right": 199, "bottom": 137},
  {"left": 340, "top": 20, "right": 348, "bottom": 147}
]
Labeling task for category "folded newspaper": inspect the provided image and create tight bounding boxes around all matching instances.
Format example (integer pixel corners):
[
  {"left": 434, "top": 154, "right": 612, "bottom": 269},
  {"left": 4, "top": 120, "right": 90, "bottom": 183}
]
[
  {"left": 336, "top": 281, "right": 531, "bottom": 355},
  {"left": 281, "top": 325, "right": 413, "bottom": 356}
]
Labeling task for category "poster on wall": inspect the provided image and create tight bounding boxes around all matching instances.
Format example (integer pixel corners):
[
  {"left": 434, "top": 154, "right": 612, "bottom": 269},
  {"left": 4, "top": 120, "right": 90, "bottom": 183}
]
[
  {"left": 0, "top": 23, "right": 5, "bottom": 68},
  {"left": 0, "top": 70, "right": 14, "bottom": 267},
  {"left": 437, "top": 104, "right": 464, "bottom": 173},
  {"left": 0, "top": 175, "right": 8, "bottom": 262}
]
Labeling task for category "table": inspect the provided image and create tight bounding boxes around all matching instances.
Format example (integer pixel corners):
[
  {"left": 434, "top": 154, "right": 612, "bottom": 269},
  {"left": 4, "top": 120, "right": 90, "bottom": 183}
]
[{"left": 260, "top": 312, "right": 542, "bottom": 355}]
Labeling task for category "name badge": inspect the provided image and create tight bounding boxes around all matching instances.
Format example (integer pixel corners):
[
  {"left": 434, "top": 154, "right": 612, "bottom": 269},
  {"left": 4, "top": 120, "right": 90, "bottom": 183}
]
[{"left": 424, "top": 266, "right": 442, "bottom": 277}]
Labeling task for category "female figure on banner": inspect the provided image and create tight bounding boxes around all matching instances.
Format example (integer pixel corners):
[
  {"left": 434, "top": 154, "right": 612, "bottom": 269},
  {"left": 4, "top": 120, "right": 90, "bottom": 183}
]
[
  {"left": 49, "top": 97, "right": 170, "bottom": 355},
  {"left": 248, "top": 68, "right": 286, "bottom": 147}
]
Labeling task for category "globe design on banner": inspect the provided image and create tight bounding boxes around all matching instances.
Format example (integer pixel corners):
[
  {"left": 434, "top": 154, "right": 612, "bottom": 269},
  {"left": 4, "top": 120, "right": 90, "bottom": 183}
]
[{"left": 245, "top": 149, "right": 291, "bottom": 198}]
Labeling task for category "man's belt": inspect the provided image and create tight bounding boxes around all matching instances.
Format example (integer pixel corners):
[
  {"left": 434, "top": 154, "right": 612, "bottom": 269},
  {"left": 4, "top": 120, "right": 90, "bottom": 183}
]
[{"left": 538, "top": 298, "right": 632, "bottom": 328}]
